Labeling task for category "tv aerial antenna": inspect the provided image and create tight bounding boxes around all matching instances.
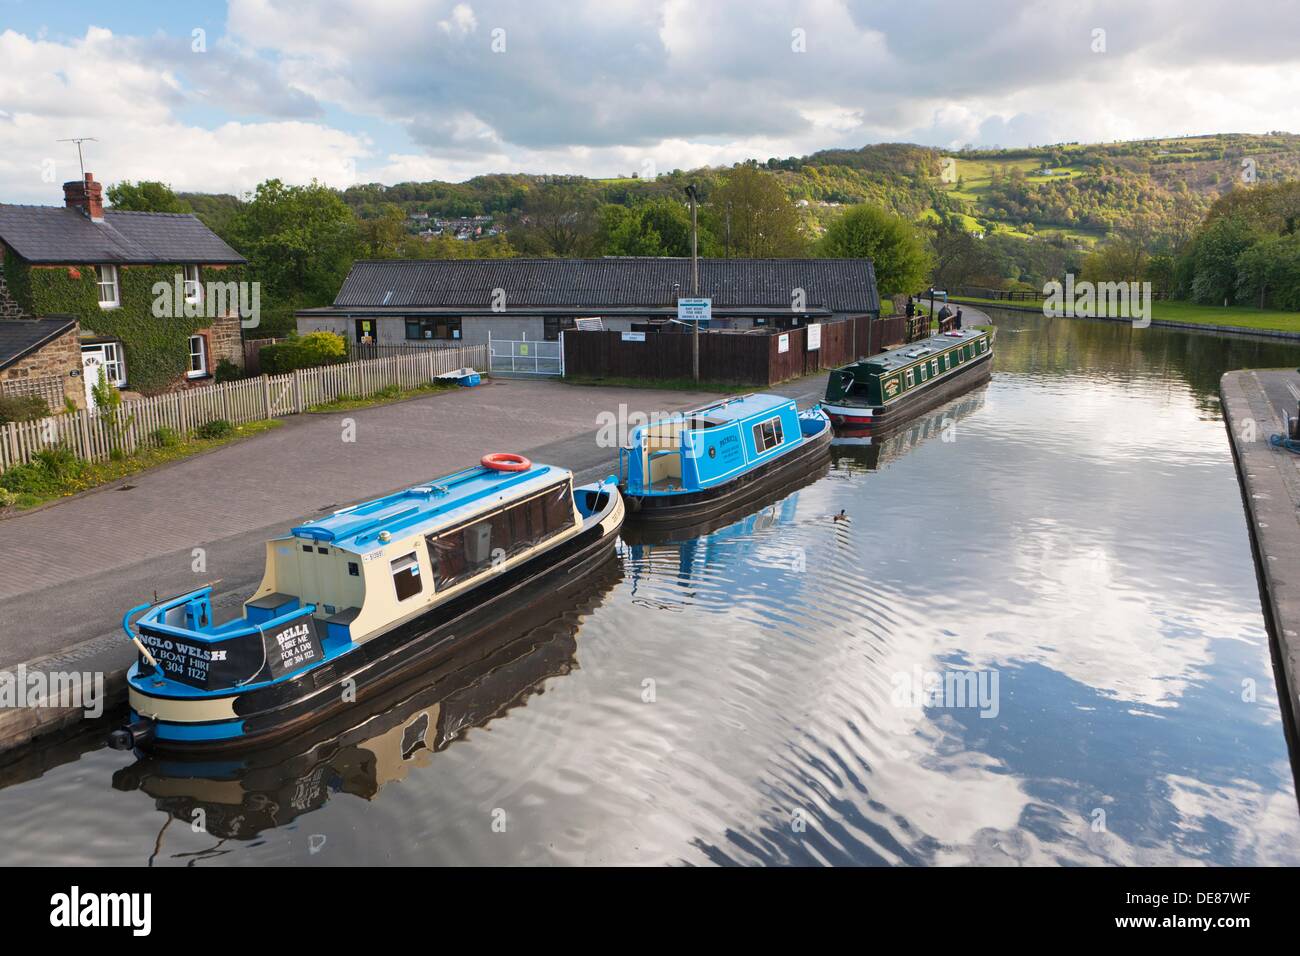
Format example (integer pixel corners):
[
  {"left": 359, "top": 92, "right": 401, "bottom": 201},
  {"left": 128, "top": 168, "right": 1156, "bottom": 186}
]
[{"left": 57, "top": 137, "right": 98, "bottom": 179}]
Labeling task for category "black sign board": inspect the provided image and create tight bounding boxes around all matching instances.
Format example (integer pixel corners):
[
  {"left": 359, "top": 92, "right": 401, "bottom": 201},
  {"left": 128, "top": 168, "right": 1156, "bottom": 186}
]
[
  {"left": 263, "top": 617, "right": 323, "bottom": 678},
  {"left": 138, "top": 617, "right": 322, "bottom": 690}
]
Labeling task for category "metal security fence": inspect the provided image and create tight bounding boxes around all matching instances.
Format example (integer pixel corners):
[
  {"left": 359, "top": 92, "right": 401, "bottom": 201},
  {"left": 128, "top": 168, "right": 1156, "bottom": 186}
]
[
  {"left": 488, "top": 333, "right": 563, "bottom": 376},
  {"left": 0, "top": 343, "right": 487, "bottom": 474}
]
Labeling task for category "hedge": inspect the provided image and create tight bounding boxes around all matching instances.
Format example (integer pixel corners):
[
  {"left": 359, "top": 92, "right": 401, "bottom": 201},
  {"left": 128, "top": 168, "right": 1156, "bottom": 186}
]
[{"left": 259, "top": 331, "right": 348, "bottom": 374}]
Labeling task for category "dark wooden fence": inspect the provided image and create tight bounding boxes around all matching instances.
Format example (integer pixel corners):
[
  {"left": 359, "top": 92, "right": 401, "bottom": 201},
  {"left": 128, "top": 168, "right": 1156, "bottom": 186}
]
[{"left": 562, "top": 315, "right": 906, "bottom": 386}]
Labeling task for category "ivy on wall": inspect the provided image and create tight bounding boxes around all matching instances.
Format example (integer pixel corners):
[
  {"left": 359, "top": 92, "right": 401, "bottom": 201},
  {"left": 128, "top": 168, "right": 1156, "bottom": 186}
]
[{"left": 3, "top": 250, "right": 247, "bottom": 394}]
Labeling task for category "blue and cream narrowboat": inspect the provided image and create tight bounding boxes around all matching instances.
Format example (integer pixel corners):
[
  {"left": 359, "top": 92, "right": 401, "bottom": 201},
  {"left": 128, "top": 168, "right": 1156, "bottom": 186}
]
[
  {"left": 618, "top": 393, "right": 831, "bottom": 524},
  {"left": 113, "top": 560, "right": 621, "bottom": 837},
  {"left": 111, "top": 456, "right": 624, "bottom": 752},
  {"left": 822, "top": 327, "right": 994, "bottom": 433}
]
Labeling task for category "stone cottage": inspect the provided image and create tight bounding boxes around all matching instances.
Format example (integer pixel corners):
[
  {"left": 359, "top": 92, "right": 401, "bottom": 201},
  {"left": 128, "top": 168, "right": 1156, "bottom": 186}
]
[{"left": 0, "top": 172, "right": 248, "bottom": 409}]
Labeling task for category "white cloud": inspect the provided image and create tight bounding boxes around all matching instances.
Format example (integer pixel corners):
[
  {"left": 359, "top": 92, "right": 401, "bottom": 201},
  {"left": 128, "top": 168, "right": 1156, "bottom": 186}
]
[
  {"left": 0, "top": 27, "right": 366, "bottom": 200},
  {"left": 0, "top": 2, "right": 1298, "bottom": 200}
]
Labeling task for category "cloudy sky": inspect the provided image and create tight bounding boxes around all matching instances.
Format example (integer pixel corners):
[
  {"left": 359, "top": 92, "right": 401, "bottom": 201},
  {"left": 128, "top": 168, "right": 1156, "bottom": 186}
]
[{"left": 1, "top": 0, "right": 1297, "bottom": 201}]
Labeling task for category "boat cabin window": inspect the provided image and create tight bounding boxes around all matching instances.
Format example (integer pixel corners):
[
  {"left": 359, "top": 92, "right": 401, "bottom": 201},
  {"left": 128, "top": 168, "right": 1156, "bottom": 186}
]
[
  {"left": 752, "top": 416, "right": 784, "bottom": 452},
  {"left": 905, "top": 368, "right": 915, "bottom": 388},
  {"left": 391, "top": 552, "right": 423, "bottom": 601},
  {"left": 425, "top": 482, "right": 574, "bottom": 591}
]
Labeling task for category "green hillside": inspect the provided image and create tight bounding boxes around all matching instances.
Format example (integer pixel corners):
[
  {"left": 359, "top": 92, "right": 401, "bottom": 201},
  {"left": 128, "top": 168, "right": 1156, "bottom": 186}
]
[
  {"left": 326, "top": 132, "right": 1300, "bottom": 254},
  {"left": 148, "top": 132, "right": 1299, "bottom": 334}
]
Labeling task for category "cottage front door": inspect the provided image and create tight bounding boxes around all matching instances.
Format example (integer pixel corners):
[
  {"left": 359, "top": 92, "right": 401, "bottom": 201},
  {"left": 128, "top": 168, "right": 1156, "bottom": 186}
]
[{"left": 81, "top": 347, "right": 105, "bottom": 410}]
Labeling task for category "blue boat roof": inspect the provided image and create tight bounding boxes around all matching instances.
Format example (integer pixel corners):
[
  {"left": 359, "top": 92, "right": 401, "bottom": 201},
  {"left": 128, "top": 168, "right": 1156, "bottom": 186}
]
[
  {"left": 683, "top": 393, "right": 792, "bottom": 423},
  {"left": 290, "top": 462, "right": 569, "bottom": 552}
]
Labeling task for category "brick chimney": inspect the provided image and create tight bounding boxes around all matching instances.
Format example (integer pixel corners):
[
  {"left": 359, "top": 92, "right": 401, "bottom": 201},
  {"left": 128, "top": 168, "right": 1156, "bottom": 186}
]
[{"left": 63, "top": 172, "right": 104, "bottom": 222}]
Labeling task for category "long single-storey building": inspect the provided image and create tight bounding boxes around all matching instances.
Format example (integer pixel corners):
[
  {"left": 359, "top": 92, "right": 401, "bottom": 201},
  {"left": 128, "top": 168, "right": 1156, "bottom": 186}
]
[{"left": 296, "top": 257, "right": 880, "bottom": 347}]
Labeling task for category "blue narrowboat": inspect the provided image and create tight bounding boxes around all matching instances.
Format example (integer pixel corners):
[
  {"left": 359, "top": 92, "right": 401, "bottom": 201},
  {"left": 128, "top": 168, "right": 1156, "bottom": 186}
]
[
  {"left": 618, "top": 393, "right": 832, "bottom": 524},
  {"left": 111, "top": 456, "right": 624, "bottom": 752}
]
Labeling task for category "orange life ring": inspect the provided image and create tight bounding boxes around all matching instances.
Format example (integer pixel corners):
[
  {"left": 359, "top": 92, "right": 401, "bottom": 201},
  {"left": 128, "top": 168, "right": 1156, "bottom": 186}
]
[{"left": 481, "top": 452, "right": 532, "bottom": 472}]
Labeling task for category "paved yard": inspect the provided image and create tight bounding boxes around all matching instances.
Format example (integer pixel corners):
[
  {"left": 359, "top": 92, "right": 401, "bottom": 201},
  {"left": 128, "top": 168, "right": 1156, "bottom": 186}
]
[{"left": 0, "top": 378, "right": 720, "bottom": 665}]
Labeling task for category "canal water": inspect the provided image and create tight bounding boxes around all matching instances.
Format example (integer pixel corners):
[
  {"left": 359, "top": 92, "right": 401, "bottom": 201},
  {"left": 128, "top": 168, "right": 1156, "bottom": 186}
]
[{"left": 2, "top": 307, "right": 1299, "bottom": 865}]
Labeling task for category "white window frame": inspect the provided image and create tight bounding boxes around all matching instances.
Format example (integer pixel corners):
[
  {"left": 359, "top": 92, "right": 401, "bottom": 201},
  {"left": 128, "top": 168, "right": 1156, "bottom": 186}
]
[
  {"left": 96, "top": 265, "right": 119, "bottom": 309},
  {"left": 80, "top": 341, "right": 127, "bottom": 388},
  {"left": 183, "top": 265, "right": 202, "bottom": 306},
  {"left": 187, "top": 334, "right": 208, "bottom": 378},
  {"left": 100, "top": 341, "right": 126, "bottom": 386}
]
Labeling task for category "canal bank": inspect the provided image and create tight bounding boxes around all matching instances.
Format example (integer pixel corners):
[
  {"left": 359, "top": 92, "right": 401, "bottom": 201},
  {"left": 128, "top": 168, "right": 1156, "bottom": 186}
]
[
  {"left": 1221, "top": 367, "right": 1300, "bottom": 750},
  {"left": 0, "top": 375, "right": 729, "bottom": 754},
  {"left": 949, "top": 298, "right": 1300, "bottom": 342}
]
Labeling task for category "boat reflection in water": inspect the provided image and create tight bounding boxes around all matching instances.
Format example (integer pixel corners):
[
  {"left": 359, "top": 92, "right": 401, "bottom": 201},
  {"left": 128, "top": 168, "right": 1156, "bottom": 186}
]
[
  {"left": 110, "top": 557, "right": 622, "bottom": 842},
  {"left": 830, "top": 386, "right": 988, "bottom": 474},
  {"left": 618, "top": 461, "right": 831, "bottom": 606},
  {"left": 620, "top": 460, "right": 829, "bottom": 549}
]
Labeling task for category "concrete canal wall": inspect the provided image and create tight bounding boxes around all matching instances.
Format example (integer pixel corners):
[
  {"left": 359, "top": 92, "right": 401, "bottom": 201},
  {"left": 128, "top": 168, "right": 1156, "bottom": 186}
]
[{"left": 1221, "top": 368, "right": 1300, "bottom": 747}]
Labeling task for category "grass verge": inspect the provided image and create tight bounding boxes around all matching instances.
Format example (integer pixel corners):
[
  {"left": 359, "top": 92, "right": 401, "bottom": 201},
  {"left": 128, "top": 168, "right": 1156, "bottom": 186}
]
[
  {"left": 307, "top": 380, "right": 461, "bottom": 413},
  {"left": 0, "top": 419, "right": 282, "bottom": 512},
  {"left": 950, "top": 296, "right": 1300, "bottom": 333}
]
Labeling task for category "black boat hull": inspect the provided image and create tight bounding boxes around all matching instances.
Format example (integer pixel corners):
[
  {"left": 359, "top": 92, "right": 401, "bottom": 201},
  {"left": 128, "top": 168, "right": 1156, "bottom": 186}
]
[
  {"left": 825, "top": 350, "right": 993, "bottom": 438},
  {"left": 622, "top": 422, "right": 833, "bottom": 527}
]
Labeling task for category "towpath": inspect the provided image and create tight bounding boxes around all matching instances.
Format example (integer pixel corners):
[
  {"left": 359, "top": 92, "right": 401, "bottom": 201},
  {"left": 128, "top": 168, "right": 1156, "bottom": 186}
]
[{"left": 1221, "top": 366, "right": 1300, "bottom": 746}]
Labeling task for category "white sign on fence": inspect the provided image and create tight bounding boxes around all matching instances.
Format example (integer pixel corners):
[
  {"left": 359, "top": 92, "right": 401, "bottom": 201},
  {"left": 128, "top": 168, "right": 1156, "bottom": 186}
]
[
  {"left": 621, "top": 331, "right": 646, "bottom": 342},
  {"left": 677, "top": 297, "right": 712, "bottom": 325},
  {"left": 807, "top": 323, "right": 821, "bottom": 351},
  {"left": 778, "top": 333, "right": 790, "bottom": 354}
]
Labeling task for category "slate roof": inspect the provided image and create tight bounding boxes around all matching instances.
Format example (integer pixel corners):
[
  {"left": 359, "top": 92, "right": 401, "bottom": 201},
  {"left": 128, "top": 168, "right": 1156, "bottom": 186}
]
[
  {"left": 0, "top": 317, "right": 77, "bottom": 371},
  {"left": 326, "top": 258, "right": 879, "bottom": 314},
  {"left": 0, "top": 205, "right": 245, "bottom": 265}
]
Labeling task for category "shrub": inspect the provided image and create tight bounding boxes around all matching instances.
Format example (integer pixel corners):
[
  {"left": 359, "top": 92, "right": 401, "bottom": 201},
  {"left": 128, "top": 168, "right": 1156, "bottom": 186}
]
[
  {"left": 0, "top": 394, "right": 50, "bottom": 425},
  {"left": 196, "top": 419, "right": 234, "bottom": 440},
  {"left": 260, "top": 331, "right": 348, "bottom": 374},
  {"left": 0, "top": 487, "right": 16, "bottom": 508},
  {"left": 0, "top": 444, "right": 85, "bottom": 496},
  {"left": 32, "top": 444, "right": 82, "bottom": 479},
  {"left": 214, "top": 358, "right": 244, "bottom": 383},
  {"left": 151, "top": 426, "right": 182, "bottom": 448}
]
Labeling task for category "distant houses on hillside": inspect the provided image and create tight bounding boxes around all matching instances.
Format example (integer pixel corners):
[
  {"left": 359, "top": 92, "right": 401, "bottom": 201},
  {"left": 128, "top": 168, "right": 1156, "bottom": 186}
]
[{"left": 408, "top": 213, "right": 503, "bottom": 241}]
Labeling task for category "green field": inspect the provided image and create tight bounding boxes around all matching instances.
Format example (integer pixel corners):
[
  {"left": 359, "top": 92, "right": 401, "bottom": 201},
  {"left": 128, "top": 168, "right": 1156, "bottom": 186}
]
[{"left": 951, "top": 296, "right": 1300, "bottom": 334}]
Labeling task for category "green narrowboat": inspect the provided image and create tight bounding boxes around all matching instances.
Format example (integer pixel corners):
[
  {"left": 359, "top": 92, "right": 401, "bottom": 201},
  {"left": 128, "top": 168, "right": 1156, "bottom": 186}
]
[{"left": 822, "top": 327, "right": 994, "bottom": 433}]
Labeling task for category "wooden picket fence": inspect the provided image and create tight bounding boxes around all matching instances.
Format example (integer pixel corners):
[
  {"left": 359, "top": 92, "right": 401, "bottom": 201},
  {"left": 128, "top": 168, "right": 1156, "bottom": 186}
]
[{"left": 0, "top": 344, "right": 487, "bottom": 474}]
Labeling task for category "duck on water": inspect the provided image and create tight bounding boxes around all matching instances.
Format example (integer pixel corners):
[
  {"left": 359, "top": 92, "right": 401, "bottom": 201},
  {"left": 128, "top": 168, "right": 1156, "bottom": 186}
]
[
  {"left": 617, "top": 393, "right": 832, "bottom": 526},
  {"left": 112, "top": 455, "right": 624, "bottom": 752}
]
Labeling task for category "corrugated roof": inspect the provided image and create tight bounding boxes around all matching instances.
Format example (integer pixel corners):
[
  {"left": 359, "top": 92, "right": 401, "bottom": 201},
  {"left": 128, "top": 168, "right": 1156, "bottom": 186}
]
[
  {"left": 331, "top": 258, "right": 879, "bottom": 313},
  {"left": 0, "top": 205, "right": 245, "bottom": 265},
  {"left": 0, "top": 317, "right": 77, "bottom": 370}
]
